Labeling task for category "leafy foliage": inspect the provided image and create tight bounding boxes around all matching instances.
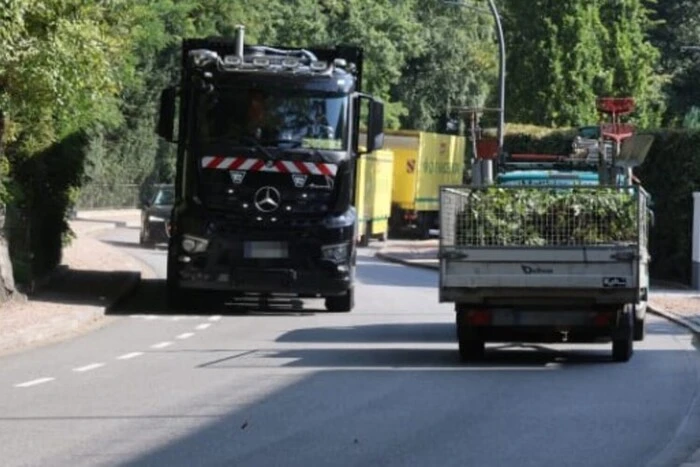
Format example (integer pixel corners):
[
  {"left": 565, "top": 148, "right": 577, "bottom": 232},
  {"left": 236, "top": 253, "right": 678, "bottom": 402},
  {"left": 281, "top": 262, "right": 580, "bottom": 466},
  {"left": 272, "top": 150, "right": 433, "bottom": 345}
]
[
  {"left": 501, "top": 0, "right": 664, "bottom": 127},
  {"left": 455, "top": 187, "right": 639, "bottom": 246}
]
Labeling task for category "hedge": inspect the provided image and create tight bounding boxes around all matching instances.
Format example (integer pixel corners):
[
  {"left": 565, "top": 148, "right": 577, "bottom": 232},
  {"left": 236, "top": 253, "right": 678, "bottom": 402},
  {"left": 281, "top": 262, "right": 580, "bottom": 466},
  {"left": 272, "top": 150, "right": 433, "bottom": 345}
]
[
  {"left": 8, "top": 132, "right": 89, "bottom": 286},
  {"left": 501, "top": 128, "right": 700, "bottom": 285}
]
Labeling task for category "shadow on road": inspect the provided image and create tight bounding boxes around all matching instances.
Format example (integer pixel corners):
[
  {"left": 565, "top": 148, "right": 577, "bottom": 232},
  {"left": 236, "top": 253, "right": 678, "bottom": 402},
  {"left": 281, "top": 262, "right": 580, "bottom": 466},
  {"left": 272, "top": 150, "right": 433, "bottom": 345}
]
[
  {"left": 108, "top": 279, "right": 324, "bottom": 316},
  {"left": 30, "top": 268, "right": 138, "bottom": 308},
  {"left": 276, "top": 322, "right": 455, "bottom": 344},
  {"left": 191, "top": 345, "right": 615, "bottom": 370},
  {"left": 101, "top": 239, "right": 168, "bottom": 251}
]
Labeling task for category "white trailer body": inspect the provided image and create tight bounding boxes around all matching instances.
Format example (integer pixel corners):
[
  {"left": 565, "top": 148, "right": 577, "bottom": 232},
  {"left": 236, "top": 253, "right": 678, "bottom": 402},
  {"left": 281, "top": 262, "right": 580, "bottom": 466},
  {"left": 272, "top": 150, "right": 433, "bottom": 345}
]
[{"left": 438, "top": 184, "right": 651, "bottom": 362}]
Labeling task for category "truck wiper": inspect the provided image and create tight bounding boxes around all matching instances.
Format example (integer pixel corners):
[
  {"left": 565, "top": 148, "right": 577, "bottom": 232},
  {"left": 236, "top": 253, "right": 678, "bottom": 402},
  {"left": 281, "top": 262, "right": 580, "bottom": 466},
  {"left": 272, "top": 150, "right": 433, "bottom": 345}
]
[
  {"left": 265, "top": 138, "right": 302, "bottom": 148},
  {"left": 237, "top": 135, "right": 278, "bottom": 161}
]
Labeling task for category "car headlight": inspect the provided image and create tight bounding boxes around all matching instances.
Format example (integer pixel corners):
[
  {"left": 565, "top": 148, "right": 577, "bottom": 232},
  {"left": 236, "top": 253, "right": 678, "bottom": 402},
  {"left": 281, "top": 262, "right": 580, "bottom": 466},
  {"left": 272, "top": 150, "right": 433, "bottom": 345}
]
[
  {"left": 148, "top": 215, "right": 166, "bottom": 222},
  {"left": 322, "top": 207, "right": 356, "bottom": 229},
  {"left": 322, "top": 243, "right": 349, "bottom": 263},
  {"left": 181, "top": 234, "right": 209, "bottom": 253}
]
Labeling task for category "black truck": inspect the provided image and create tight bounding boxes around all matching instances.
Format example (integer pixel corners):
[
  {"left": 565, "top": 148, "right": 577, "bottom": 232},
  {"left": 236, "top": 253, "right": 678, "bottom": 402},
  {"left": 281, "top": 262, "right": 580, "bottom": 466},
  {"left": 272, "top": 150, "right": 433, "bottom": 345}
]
[{"left": 156, "top": 25, "right": 385, "bottom": 312}]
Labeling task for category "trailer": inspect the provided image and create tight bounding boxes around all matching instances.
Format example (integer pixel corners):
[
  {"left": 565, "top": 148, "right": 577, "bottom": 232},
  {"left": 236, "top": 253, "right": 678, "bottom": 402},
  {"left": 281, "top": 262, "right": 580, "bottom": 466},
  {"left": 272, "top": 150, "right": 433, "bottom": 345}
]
[
  {"left": 355, "top": 149, "right": 394, "bottom": 245},
  {"left": 439, "top": 97, "right": 655, "bottom": 362},
  {"left": 382, "top": 130, "right": 466, "bottom": 239}
]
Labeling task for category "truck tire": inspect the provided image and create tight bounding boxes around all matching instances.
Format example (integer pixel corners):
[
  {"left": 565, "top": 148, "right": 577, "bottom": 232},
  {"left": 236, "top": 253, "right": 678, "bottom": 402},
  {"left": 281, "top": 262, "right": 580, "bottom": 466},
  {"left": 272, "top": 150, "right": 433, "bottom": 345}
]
[
  {"left": 456, "top": 312, "right": 485, "bottom": 362},
  {"left": 325, "top": 287, "right": 354, "bottom": 312},
  {"left": 634, "top": 315, "right": 646, "bottom": 341},
  {"left": 612, "top": 307, "right": 634, "bottom": 362}
]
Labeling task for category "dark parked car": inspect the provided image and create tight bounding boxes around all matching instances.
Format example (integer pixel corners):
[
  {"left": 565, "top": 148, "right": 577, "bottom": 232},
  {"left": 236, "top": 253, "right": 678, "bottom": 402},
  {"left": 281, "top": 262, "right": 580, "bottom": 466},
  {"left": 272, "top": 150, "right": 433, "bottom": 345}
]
[{"left": 140, "top": 185, "right": 174, "bottom": 246}]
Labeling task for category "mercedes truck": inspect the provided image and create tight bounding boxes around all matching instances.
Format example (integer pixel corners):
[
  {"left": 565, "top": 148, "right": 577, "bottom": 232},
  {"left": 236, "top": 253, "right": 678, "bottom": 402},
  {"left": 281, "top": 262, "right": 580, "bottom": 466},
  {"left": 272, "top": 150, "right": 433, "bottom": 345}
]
[{"left": 155, "top": 26, "right": 385, "bottom": 312}]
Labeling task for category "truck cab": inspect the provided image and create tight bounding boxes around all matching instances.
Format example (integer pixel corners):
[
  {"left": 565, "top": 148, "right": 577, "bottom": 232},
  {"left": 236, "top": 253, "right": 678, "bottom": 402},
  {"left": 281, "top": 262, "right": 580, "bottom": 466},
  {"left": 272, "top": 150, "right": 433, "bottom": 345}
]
[{"left": 156, "top": 26, "right": 384, "bottom": 312}]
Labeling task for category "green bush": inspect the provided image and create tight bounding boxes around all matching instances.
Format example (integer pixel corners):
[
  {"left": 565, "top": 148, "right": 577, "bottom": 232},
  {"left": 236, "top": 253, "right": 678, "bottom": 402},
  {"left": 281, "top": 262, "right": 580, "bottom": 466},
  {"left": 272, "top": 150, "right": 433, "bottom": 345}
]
[{"left": 8, "top": 132, "right": 89, "bottom": 284}]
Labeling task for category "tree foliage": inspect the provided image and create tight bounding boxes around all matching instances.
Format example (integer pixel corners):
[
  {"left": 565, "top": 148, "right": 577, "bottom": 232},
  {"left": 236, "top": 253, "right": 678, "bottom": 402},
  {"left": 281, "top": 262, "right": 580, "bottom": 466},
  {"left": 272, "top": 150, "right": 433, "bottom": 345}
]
[{"left": 502, "top": 0, "right": 664, "bottom": 127}]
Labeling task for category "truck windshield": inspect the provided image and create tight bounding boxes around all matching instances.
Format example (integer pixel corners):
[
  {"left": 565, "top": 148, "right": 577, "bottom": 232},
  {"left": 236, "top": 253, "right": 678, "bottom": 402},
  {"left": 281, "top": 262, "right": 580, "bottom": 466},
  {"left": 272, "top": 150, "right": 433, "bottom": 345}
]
[{"left": 196, "top": 88, "right": 348, "bottom": 151}]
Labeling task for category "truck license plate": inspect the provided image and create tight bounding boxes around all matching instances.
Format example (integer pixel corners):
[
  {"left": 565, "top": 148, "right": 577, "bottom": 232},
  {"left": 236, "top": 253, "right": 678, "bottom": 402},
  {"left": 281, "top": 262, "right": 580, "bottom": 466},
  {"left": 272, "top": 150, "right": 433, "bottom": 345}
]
[{"left": 244, "top": 241, "right": 288, "bottom": 259}]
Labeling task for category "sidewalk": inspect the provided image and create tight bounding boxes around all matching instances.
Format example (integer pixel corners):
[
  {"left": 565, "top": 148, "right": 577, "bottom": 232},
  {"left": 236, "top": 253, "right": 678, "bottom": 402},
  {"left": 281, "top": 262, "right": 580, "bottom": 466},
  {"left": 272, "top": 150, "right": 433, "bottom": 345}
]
[{"left": 0, "top": 210, "right": 155, "bottom": 357}]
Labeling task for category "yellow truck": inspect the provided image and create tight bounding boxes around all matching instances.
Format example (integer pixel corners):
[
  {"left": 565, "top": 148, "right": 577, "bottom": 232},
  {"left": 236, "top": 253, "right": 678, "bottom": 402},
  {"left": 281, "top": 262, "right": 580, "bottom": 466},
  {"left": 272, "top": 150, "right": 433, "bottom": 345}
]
[
  {"left": 384, "top": 130, "right": 466, "bottom": 238},
  {"left": 355, "top": 148, "right": 395, "bottom": 246}
]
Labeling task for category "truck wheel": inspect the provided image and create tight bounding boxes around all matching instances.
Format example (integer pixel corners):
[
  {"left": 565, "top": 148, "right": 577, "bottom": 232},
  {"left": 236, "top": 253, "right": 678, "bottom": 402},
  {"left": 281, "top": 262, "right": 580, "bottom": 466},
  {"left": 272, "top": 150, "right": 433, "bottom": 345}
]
[
  {"left": 456, "top": 312, "right": 485, "bottom": 362},
  {"left": 634, "top": 315, "right": 646, "bottom": 341},
  {"left": 325, "top": 288, "right": 354, "bottom": 312},
  {"left": 612, "top": 307, "right": 634, "bottom": 362}
]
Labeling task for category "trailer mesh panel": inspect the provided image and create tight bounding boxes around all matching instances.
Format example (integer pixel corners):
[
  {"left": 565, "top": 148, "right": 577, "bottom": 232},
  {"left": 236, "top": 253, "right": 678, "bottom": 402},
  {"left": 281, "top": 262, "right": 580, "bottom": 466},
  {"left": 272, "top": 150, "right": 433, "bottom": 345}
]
[{"left": 440, "top": 185, "right": 646, "bottom": 248}]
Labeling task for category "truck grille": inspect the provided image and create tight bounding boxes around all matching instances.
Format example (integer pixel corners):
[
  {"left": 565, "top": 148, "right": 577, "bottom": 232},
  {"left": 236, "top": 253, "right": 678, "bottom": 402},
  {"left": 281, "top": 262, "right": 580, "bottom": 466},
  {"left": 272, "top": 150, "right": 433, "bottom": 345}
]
[{"left": 200, "top": 169, "right": 334, "bottom": 216}]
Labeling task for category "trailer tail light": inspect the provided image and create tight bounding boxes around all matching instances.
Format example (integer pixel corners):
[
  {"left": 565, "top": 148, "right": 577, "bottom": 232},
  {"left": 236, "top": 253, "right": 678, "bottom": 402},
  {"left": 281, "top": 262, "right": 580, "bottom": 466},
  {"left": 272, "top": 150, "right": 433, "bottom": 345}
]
[
  {"left": 404, "top": 211, "right": 417, "bottom": 221},
  {"left": 593, "top": 312, "right": 613, "bottom": 327},
  {"left": 466, "top": 309, "right": 492, "bottom": 326}
]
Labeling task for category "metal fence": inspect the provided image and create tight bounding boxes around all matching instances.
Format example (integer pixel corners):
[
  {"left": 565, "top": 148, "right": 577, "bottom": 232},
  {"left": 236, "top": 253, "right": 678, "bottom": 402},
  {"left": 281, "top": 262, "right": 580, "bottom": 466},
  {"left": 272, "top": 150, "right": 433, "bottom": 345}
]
[{"left": 440, "top": 185, "right": 644, "bottom": 248}]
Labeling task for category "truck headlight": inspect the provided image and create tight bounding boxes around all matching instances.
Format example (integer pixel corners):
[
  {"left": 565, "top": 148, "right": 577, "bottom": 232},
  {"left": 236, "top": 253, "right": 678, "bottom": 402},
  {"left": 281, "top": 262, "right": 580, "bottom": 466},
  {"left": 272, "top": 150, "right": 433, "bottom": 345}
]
[
  {"left": 322, "top": 243, "right": 349, "bottom": 263},
  {"left": 181, "top": 234, "right": 209, "bottom": 253},
  {"left": 322, "top": 207, "right": 356, "bottom": 229},
  {"left": 149, "top": 215, "right": 166, "bottom": 222}
]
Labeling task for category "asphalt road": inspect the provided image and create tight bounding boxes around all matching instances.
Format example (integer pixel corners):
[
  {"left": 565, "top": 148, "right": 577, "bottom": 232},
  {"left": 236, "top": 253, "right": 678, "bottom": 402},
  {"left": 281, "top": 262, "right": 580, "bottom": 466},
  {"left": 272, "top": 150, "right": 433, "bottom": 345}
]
[{"left": 1, "top": 226, "right": 700, "bottom": 467}]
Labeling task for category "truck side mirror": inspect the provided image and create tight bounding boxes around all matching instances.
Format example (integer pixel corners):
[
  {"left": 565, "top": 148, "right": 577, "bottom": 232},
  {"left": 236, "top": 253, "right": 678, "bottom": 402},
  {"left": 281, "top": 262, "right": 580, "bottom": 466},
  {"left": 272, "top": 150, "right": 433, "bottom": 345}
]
[
  {"left": 367, "top": 99, "right": 385, "bottom": 153},
  {"left": 157, "top": 87, "right": 177, "bottom": 142}
]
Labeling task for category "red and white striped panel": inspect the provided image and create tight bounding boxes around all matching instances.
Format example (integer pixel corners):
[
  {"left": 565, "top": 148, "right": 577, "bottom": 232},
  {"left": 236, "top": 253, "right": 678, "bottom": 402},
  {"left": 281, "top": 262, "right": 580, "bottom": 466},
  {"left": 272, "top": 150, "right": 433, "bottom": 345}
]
[{"left": 201, "top": 156, "right": 338, "bottom": 176}]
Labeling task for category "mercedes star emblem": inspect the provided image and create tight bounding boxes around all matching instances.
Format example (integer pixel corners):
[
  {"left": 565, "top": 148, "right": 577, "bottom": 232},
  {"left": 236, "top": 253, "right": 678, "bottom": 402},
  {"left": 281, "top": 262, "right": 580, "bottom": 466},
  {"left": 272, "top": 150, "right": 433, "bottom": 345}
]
[{"left": 254, "top": 186, "right": 282, "bottom": 213}]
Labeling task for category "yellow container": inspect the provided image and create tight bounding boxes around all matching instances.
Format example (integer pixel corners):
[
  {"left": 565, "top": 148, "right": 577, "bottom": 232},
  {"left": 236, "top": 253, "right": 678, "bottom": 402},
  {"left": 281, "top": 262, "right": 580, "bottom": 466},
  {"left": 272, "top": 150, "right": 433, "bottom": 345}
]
[
  {"left": 355, "top": 148, "right": 395, "bottom": 245},
  {"left": 384, "top": 130, "right": 465, "bottom": 212}
]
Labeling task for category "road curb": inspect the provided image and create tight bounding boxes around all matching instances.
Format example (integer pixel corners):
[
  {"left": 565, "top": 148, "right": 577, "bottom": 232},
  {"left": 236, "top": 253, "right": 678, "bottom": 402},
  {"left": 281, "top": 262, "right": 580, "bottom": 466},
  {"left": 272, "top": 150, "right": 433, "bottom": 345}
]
[
  {"left": 647, "top": 304, "right": 700, "bottom": 336},
  {"left": 375, "top": 251, "right": 439, "bottom": 271}
]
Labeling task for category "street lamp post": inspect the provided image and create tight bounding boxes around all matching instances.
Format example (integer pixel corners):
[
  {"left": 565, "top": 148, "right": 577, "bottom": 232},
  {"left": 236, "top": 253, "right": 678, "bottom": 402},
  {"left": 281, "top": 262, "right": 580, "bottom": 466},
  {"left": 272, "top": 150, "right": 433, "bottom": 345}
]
[
  {"left": 445, "top": 0, "right": 506, "bottom": 185},
  {"left": 486, "top": 0, "right": 505, "bottom": 186}
]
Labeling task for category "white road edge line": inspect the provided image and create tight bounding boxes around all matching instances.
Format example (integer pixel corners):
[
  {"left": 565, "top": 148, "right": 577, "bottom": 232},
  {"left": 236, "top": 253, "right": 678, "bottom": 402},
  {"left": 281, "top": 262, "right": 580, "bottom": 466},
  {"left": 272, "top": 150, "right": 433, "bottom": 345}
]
[
  {"left": 151, "top": 341, "right": 173, "bottom": 349},
  {"left": 15, "top": 377, "right": 55, "bottom": 388},
  {"left": 176, "top": 332, "right": 195, "bottom": 340},
  {"left": 209, "top": 315, "right": 222, "bottom": 322},
  {"left": 117, "top": 352, "right": 144, "bottom": 360},
  {"left": 195, "top": 323, "right": 211, "bottom": 330},
  {"left": 73, "top": 363, "right": 105, "bottom": 373}
]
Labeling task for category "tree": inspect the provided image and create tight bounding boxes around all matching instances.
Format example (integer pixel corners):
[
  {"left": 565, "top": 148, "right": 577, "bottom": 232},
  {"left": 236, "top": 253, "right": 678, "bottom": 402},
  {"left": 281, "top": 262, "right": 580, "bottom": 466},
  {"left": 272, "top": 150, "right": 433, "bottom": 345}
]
[
  {"left": 501, "top": 0, "right": 662, "bottom": 127},
  {"left": 647, "top": 0, "right": 700, "bottom": 125},
  {"left": 393, "top": 0, "right": 498, "bottom": 131},
  {"left": 599, "top": 0, "right": 665, "bottom": 127},
  {"left": 0, "top": 0, "right": 128, "bottom": 293}
]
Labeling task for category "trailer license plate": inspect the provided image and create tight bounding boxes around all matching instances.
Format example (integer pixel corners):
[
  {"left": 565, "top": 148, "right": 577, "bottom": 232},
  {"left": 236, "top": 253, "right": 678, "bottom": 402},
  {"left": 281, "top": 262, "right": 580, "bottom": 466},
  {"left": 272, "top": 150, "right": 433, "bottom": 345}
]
[{"left": 244, "top": 241, "right": 288, "bottom": 259}]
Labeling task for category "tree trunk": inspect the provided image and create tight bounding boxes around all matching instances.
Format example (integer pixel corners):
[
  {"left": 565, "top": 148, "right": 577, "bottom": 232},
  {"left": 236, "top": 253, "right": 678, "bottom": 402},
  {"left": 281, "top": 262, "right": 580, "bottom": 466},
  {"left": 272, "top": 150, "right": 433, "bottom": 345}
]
[{"left": 0, "top": 107, "right": 19, "bottom": 301}]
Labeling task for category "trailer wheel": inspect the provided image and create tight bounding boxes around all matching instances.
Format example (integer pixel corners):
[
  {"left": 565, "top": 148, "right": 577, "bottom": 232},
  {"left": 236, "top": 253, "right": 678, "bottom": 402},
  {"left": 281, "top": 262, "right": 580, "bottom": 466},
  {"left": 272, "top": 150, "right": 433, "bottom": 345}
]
[
  {"left": 612, "top": 307, "right": 634, "bottom": 362},
  {"left": 456, "top": 311, "right": 485, "bottom": 362},
  {"left": 325, "top": 287, "right": 354, "bottom": 312}
]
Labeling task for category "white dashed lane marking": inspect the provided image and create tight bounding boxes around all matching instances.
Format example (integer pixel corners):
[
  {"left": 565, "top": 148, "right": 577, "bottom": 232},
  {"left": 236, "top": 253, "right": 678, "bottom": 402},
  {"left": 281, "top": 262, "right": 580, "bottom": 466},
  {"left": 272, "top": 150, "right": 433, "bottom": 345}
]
[
  {"left": 117, "top": 352, "right": 144, "bottom": 360},
  {"left": 10, "top": 316, "right": 225, "bottom": 387},
  {"left": 151, "top": 341, "right": 173, "bottom": 349},
  {"left": 15, "top": 378, "right": 55, "bottom": 388},
  {"left": 73, "top": 363, "right": 105, "bottom": 373}
]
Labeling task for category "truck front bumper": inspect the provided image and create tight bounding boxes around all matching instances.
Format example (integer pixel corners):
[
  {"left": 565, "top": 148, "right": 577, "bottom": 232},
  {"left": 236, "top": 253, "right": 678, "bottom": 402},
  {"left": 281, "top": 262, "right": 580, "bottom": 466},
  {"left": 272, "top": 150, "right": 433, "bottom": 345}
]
[{"left": 175, "top": 264, "right": 352, "bottom": 296}]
